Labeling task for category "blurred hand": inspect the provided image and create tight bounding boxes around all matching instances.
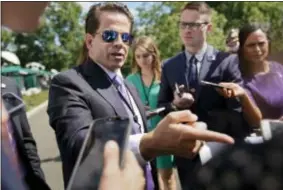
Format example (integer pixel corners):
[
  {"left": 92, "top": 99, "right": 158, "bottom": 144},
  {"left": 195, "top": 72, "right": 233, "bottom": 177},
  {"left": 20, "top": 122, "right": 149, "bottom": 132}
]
[
  {"left": 140, "top": 110, "right": 234, "bottom": 160},
  {"left": 144, "top": 106, "right": 151, "bottom": 111},
  {"left": 146, "top": 111, "right": 157, "bottom": 119},
  {"left": 1, "top": 99, "right": 9, "bottom": 140},
  {"left": 280, "top": 116, "right": 283, "bottom": 121},
  {"left": 99, "top": 141, "right": 145, "bottom": 190},
  {"left": 173, "top": 85, "right": 194, "bottom": 109},
  {"left": 216, "top": 82, "right": 246, "bottom": 98}
]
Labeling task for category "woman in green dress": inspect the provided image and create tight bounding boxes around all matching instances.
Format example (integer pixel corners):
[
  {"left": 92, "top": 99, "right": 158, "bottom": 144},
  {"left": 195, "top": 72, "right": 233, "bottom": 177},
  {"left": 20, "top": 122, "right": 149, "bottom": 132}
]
[{"left": 126, "top": 36, "right": 176, "bottom": 190}]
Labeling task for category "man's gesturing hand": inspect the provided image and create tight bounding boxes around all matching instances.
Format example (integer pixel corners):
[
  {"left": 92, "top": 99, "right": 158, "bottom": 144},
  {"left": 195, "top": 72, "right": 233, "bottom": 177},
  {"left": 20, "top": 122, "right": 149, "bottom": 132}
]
[{"left": 140, "top": 110, "right": 235, "bottom": 160}]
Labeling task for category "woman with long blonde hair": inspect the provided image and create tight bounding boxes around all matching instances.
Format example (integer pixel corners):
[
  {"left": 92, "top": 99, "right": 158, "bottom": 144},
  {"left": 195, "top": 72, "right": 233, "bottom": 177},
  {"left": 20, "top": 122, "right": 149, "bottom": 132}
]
[{"left": 126, "top": 36, "right": 176, "bottom": 190}]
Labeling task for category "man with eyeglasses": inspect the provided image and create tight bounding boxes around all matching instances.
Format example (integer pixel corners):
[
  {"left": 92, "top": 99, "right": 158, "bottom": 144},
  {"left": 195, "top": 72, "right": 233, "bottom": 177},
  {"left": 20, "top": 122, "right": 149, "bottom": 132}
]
[
  {"left": 158, "top": 2, "right": 248, "bottom": 189},
  {"left": 47, "top": 2, "right": 236, "bottom": 190}
]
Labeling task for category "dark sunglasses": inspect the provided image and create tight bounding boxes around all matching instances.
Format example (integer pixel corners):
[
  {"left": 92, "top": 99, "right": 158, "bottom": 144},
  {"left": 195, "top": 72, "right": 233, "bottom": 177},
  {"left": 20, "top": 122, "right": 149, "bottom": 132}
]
[{"left": 96, "top": 30, "right": 133, "bottom": 45}]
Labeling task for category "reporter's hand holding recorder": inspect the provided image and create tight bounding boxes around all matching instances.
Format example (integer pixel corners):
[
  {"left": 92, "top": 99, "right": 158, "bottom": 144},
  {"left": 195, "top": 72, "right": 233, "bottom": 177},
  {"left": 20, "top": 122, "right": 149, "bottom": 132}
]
[
  {"left": 214, "top": 81, "right": 262, "bottom": 127},
  {"left": 172, "top": 83, "right": 195, "bottom": 109}
]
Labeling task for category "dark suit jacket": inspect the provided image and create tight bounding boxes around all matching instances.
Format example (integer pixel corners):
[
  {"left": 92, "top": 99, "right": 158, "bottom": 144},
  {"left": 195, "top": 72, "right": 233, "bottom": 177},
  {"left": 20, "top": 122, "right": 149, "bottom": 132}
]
[
  {"left": 193, "top": 129, "right": 283, "bottom": 190},
  {"left": 1, "top": 76, "right": 50, "bottom": 190},
  {"left": 47, "top": 59, "right": 158, "bottom": 188},
  {"left": 158, "top": 45, "right": 250, "bottom": 138}
]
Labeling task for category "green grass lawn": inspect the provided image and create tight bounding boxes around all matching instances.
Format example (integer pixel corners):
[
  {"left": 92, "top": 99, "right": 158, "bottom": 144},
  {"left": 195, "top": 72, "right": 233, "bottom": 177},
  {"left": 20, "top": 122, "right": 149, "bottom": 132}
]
[{"left": 23, "top": 90, "right": 49, "bottom": 111}]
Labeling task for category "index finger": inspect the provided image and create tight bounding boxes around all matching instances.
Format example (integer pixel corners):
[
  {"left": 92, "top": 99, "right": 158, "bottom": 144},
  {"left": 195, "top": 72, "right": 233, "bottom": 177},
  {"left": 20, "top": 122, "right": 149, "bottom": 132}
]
[
  {"left": 181, "top": 125, "right": 235, "bottom": 144},
  {"left": 123, "top": 150, "right": 141, "bottom": 171}
]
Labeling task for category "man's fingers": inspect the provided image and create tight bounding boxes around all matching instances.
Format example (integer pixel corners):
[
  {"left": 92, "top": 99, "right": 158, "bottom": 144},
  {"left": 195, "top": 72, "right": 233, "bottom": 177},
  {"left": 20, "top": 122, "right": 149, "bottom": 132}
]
[
  {"left": 192, "top": 122, "right": 207, "bottom": 130},
  {"left": 181, "top": 125, "right": 234, "bottom": 144},
  {"left": 164, "top": 110, "right": 198, "bottom": 124},
  {"left": 103, "top": 141, "right": 120, "bottom": 172},
  {"left": 123, "top": 150, "right": 145, "bottom": 189},
  {"left": 123, "top": 150, "right": 140, "bottom": 170}
]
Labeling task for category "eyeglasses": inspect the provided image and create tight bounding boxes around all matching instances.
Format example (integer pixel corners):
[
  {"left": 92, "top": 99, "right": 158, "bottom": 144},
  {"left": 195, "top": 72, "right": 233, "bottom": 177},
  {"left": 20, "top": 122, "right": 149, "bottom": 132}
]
[
  {"left": 178, "top": 22, "right": 208, "bottom": 30},
  {"left": 96, "top": 30, "right": 133, "bottom": 45}
]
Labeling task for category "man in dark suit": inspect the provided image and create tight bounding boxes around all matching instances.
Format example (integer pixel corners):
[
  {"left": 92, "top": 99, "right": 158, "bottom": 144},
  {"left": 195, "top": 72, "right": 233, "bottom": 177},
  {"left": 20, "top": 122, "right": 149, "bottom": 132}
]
[
  {"left": 157, "top": 2, "right": 250, "bottom": 189},
  {"left": 1, "top": 76, "right": 50, "bottom": 190},
  {"left": 47, "top": 2, "right": 235, "bottom": 189}
]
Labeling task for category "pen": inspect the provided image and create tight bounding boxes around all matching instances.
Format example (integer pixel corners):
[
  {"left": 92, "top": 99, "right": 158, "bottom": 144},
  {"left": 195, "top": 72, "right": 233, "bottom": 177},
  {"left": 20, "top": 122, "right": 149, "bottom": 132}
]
[{"left": 175, "top": 83, "right": 182, "bottom": 97}]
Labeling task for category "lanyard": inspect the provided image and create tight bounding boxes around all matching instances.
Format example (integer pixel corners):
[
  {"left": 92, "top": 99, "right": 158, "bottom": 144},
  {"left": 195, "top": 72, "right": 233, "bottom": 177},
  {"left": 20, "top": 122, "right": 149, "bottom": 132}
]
[{"left": 139, "top": 73, "right": 155, "bottom": 106}]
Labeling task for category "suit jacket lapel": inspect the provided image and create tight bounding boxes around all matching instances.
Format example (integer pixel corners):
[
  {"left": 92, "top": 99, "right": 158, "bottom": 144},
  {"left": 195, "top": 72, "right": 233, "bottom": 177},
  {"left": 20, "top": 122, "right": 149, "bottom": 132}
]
[
  {"left": 2, "top": 87, "right": 24, "bottom": 140},
  {"left": 80, "top": 59, "right": 129, "bottom": 118},
  {"left": 10, "top": 116, "right": 23, "bottom": 140},
  {"left": 124, "top": 81, "right": 148, "bottom": 132},
  {"left": 177, "top": 52, "right": 188, "bottom": 88},
  {"left": 196, "top": 45, "right": 218, "bottom": 101},
  {"left": 199, "top": 45, "right": 217, "bottom": 82},
  {"left": 3, "top": 95, "right": 26, "bottom": 153}
]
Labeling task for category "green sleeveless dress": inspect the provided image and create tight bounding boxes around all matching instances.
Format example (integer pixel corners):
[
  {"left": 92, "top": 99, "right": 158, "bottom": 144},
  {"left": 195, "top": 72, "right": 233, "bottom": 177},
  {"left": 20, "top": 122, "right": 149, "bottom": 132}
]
[{"left": 126, "top": 73, "right": 174, "bottom": 169}]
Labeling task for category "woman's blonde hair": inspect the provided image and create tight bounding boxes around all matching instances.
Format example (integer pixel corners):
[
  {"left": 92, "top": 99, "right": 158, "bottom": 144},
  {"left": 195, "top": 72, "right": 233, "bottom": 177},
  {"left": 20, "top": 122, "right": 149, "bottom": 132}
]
[{"left": 131, "top": 36, "right": 161, "bottom": 81}]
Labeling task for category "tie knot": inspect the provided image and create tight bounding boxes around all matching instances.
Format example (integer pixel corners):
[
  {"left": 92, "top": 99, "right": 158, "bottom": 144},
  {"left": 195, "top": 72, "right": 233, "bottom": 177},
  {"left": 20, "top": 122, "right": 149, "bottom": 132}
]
[
  {"left": 190, "top": 55, "right": 197, "bottom": 64},
  {"left": 112, "top": 75, "right": 123, "bottom": 88}
]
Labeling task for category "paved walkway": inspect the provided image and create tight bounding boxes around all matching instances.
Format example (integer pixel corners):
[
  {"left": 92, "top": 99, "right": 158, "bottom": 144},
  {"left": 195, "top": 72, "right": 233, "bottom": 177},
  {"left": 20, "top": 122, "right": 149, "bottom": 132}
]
[{"left": 28, "top": 104, "right": 64, "bottom": 190}]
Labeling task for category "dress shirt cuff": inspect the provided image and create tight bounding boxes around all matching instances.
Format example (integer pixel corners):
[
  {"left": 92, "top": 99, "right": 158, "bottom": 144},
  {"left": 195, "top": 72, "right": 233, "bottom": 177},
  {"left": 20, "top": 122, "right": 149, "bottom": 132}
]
[
  {"left": 129, "top": 134, "right": 147, "bottom": 166},
  {"left": 199, "top": 142, "right": 212, "bottom": 165}
]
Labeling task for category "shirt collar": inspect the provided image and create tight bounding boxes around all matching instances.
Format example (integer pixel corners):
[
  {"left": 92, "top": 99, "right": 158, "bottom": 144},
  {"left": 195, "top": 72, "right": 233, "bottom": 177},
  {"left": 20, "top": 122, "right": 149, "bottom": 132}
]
[
  {"left": 184, "top": 42, "right": 208, "bottom": 63},
  {"left": 95, "top": 62, "right": 123, "bottom": 82}
]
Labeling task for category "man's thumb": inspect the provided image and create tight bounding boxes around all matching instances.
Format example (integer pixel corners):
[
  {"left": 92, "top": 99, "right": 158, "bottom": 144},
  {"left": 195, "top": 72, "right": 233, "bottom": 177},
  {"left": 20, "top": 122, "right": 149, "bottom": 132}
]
[{"left": 103, "top": 140, "right": 119, "bottom": 171}]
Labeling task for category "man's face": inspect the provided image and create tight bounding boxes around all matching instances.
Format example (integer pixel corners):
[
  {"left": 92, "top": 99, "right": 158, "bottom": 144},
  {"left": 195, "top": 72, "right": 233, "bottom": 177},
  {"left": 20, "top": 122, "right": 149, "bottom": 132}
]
[
  {"left": 86, "top": 11, "right": 132, "bottom": 72},
  {"left": 2, "top": 2, "right": 48, "bottom": 32},
  {"left": 179, "top": 9, "right": 211, "bottom": 48}
]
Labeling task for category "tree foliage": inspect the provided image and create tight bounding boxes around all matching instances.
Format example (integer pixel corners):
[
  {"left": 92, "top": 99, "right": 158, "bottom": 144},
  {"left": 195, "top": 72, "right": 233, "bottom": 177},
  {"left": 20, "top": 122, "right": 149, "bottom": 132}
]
[
  {"left": 208, "top": 2, "right": 283, "bottom": 53},
  {"left": 135, "top": 2, "right": 228, "bottom": 61},
  {"left": 135, "top": 1, "right": 283, "bottom": 61},
  {"left": 1, "top": 2, "right": 84, "bottom": 71},
  {"left": 1, "top": 2, "right": 282, "bottom": 72}
]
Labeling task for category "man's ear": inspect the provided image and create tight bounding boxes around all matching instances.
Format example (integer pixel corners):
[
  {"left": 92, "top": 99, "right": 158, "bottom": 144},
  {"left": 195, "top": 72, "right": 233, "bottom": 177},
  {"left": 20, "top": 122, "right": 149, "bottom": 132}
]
[
  {"left": 85, "top": 33, "right": 93, "bottom": 50},
  {"left": 206, "top": 23, "right": 212, "bottom": 33}
]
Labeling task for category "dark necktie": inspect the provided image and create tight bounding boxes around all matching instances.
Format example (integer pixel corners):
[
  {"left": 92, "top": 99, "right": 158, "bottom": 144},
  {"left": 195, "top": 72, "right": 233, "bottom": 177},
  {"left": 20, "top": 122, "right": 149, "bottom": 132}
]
[
  {"left": 189, "top": 55, "right": 199, "bottom": 94},
  {"left": 112, "top": 75, "right": 155, "bottom": 190}
]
